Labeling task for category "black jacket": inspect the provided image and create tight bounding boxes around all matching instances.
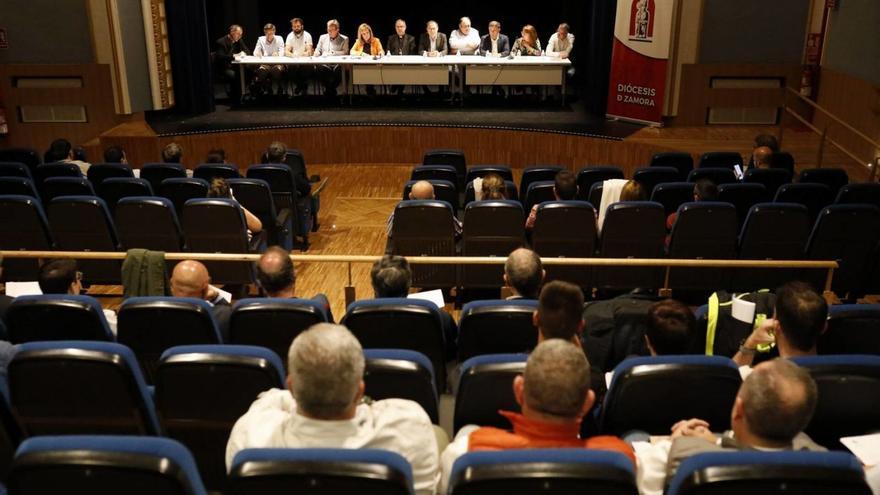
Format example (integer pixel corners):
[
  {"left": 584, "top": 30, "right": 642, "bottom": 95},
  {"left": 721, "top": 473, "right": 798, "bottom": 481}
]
[
  {"left": 478, "top": 34, "right": 511, "bottom": 57},
  {"left": 214, "top": 35, "right": 251, "bottom": 70},
  {"left": 386, "top": 33, "right": 417, "bottom": 55}
]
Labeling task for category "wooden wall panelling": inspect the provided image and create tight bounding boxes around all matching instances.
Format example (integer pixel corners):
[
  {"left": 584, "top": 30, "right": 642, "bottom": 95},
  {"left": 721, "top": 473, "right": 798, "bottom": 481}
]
[{"left": 813, "top": 67, "right": 880, "bottom": 168}]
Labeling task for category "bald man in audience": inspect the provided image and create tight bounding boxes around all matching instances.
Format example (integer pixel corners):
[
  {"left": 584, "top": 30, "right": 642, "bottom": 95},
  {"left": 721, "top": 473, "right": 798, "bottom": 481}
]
[
  {"left": 256, "top": 246, "right": 333, "bottom": 321},
  {"left": 504, "top": 248, "right": 545, "bottom": 299},
  {"left": 385, "top": 180, "right": 462, "bottom": 253},
  {"left": 440, "top": 339, "right": 635, "bottom": 493},
  {"left": 170, "top": 260, "right": 231, "bottom": 340},
  {"left": 750, "top": 146, "right": 774, "bottom": 171}
]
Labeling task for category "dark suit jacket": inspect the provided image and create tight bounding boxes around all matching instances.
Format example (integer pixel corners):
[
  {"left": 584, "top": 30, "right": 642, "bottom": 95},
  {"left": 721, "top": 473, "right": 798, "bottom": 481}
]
[
  {"left": 417, "top": 33, "right": 448, "bottom": 55},
  {"left": 214, "top": 35, "right": 251, "bottom": 71},
  {"left": 0, "top": 294, "right": 12, "bottom": 326},
  {"left": 478, "top": 34, "right": 511, "bottom": 57},
  {"left": 211, "top": 299, "right": 233, "bottom": 342},
  {"left": 386, "top": 33, "right": 417, "bottom": 55}
]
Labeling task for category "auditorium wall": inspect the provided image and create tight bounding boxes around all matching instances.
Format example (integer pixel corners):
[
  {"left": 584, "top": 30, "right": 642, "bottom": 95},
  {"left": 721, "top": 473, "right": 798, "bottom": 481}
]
[{"left": 0, "top": 0, "right": 94, "bottom": 64}]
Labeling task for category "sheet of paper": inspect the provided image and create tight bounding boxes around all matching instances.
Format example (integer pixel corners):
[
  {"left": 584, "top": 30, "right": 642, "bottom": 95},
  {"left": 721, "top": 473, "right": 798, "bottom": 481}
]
[
  {"left": 5, "top": 282, "right": 43, "bottom": 298},
  {"left": 731, "top": 295, "right": 756, "bottom": 324},
  {"left": 841, "top": 433, "right": 880, "bottom": 467},
  {"left": 211, "top": 285, "right": 232, "bottom": 304},
  {"left": 407, "top": 289, "right": 445, "bottom": 309}
]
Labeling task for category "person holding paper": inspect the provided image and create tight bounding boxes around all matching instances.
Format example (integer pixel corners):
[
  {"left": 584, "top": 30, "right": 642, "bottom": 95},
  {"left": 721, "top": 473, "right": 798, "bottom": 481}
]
[{"left": 170, "top": 260, "right": 232, "bottom": 341}]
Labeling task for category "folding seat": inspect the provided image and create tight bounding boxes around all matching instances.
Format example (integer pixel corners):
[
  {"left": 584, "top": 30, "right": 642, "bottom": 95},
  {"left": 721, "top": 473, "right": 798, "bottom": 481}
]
[
  {"left": 576, "top": 166, "right": 624, "bottom": 201},
  {"left": 0, "top": 382, "right": 22, "bottom": 480},
  {"left": 86, "top": 163, "right": 134, "bottom": 188},
  {"left": 589, "top": 182, "right": 604, "bottom": 209},
  {"left": 228, "top": 178, "right": 293, "bottom": 250},
  {"left": 717, "top": 182, "right": 768, "bottom": 228},
  {"left": 523, "top": 180, "right": 558, "bottom": 213},
  {"left": 115, "top": 197, "right": 184, "bottom": 252},
  {"left": 342, "top": 298, "right": 448, "bottom": 392},
  {"left": 6, "top": 294, "right": 114, "bottom": 343},
  {"left": 531, "top": 201, "right": 597, "bottom": 288},
  {"left": 453, "top": 354, "right": 527, "bottom": 433},
  {"left": 743, "top": 167, "right": 791, "bottom": 198},
  {"left": 464, "top": 179, "right": 518, "bottom": 204},
  {"left": 667, "top": 202, "right": 738, "bottom": 291},
  {"left": 650, "top": 182, "right": 694, "bottom": 216},
  {"left": 805, "top": 205, "right": 880, "bottom": 296},
  {"left": 117, "top": 297, "right": 223, "bottom": 380},
  {"left": 732, "top": 203, "right": 810, "bottom": 292},
  {"left": 457, "top": 300, "right": 539, "bottom": 362},
  {"left": 465, "top": 165, "right": 513, "bottom": 184},
  {"left": 632, "top": 166, "right": 680, "bottom": 194},
  {"left": 402, "top": 179, "right": 458, "bottom": 215},
  {"left": 155, "top": 345, "right": 284, "bottom": 490},
  {"left": 792, "top": 354, "right": 880, "bottom": 449},
  {"left": 0, "top": 162, "right": 33, "bottom": 181},
  {"left": 41, "top": 176, "right": 95, "bottom": 203},
  {"left": 0, "top": 177, "right": 39, "bottom": 200},
  {"left": 774, "top": 182, "right": 834, "bottom": 224},
  {"left": 389, "top": 200, "right": 457, "bottom": 288},
  {"left": 819, "top": 304, "right": 880, "bottom": 356},
  {"left": 0, "top": 149, "right": 40, "bottom": 176},
  {"left": 98, "top": 177, "right": 154, "bottom": 216},
  {"left": 697, "top": 151, "right": 742, "bottom": 169},
  {"left": 666, "top": 451, "right": 869, "bottom": 495},
  {"left": 835, "top": 183, "right": 880, "bottom": 208},
  {"left": 411, "top": 164, "right": 458, "bottom": 186},
  {"left": 0, "top": 196, "right": 53, "bottom": 281},
  {"left": 140, "top": 162, "right": 187, "bottom": 193},
  {"left": 193, "top": 163, "right": 240, "bottom": 182},
  {"left": 799, "top": 167, "right": 849, "bottom": 198},
  {"left": 594, "top": 202, "right": 666, "bottom": 290},
  {"left": 687, "top": 167, "right": 738, "bottom": 185},
  {"left": 520, "top": 165, "right": 563, "bottom": 200},
  {"left": 245, "top": 164, "right": 302, "bottom": 236},
  {"left": 771, "top": 151, "right": 795, "bottom": 174},
  {"left": 34, "top": 162, "right": 80, "bottom": 182},
  {"left": 9, "top": 341, "right": 161, "bottom": 435},
  {"left": 228, "top": 448, "right": 413, "bottom": 495},
  {"left": 229, "top": 298, "right": 328, "bottom": 364},
  {"left": 461, "top": 201, "right": 524, "bottom": 289},
  {"left": 364, "top": 349, "right": 439, "bottom": 423},
  {"left": 650, "top": 151, "right": 693, "bottom": 180},
  {"left": 599, "top": 355, "right": 741, "bottom": 435},
  {"left": 158, "top": 177, "right": 209, "bottom": 217},
  {"left": 182, "top": 198, "right": 262, "bottom": 285},
  {"left": 47, "top": 196, "right": 121, "bottom": 284},
  {"left": 423, "top": 148, "right": 466, "bottom": 187},
  {"left": 8, "top": 436, "right": 206, "bottom": 495},
  {"left": 448, "top": 449, "right": 638, "bottom": 495}
]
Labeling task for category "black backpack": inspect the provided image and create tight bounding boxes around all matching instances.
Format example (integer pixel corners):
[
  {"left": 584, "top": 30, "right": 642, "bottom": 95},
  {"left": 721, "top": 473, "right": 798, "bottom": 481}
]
[{"left": 700, "top": 290, "right": 777, "bottom": 361}]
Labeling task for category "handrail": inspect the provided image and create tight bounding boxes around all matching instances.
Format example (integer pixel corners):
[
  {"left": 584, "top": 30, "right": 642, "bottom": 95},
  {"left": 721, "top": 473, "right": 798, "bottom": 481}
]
[
  {"left": 783, "top": 107, "right": 867, "bottom": 168},
  {"left": 785, "top": 87, "right": 880, "bottom": 150}
]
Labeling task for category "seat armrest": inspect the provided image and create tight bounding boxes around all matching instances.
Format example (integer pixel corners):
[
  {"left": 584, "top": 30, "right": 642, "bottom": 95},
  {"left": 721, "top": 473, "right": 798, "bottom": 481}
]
[{"left": 249, "top": 230, "right": 268, "bottom": 252}]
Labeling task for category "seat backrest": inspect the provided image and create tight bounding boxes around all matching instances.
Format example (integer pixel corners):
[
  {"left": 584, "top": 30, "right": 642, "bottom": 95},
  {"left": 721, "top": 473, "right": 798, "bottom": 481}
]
[
  {"left": 9, "top": 341, "right": 161, "bottom": 436},
  {"left": 141, "top": 163, "right": 187, "bottom": 193},
  {"left": 698, "top": 151, "right": 742, "bottom": 170},
  {"left": 193, "top": 163, "right": 240, "bottom": 182},
  {"left": 717, "top": 183, "right": 769, "bottom": 228},
  {"left": 402, "top": 179, "right": 458, "bottom": 215},
  {"left": 595, "top": 202, "right": 666, "bottom": 290},
  {"left": 806, "top": 205, "right": 880, "bottom": 295},
  {"left": 0, "top": 177, "right": 39, "bottom": 200},
  {"left": 523, "top": 181, "right": 556, "bottom": 212},
  {"left": 733, "top": 203, "right": 811, "bottom": 294},
  {"left": 600, "top": 355, "right": 741, "bottom": 435},
  {"left": 342, "top": 298, "right": 448, "bottom": 392},
  {"left": 115, "top": 197, "right": 184, "bottom": 252},
  {"left": 462, "top": 200, "right": 524, "bottom": 288},
  {"left": 576, "top": 166, "right": 624, "bottom": 201},
  {"left": 799, "top": 168, "right": 849, "bottom": 197},
  {"left": 771, "top": 151, "right": 795, "bottom": 174},
  {"left": 158, "top": 178, "right": 210, "bottom": 217},
  {"left": 229, "top": 298, "right": 328, "bottom": 364},
  {"left": 774, "top": 182, "right": 833, "bottom": 223},
  {"left": 42, "top": 177, "right": 95, "bottom": 203},
  {"left": 633, "top": 166, "right": 680, "bottom": 194},
  {"left": 687, "top": 168, "right": 738, "bottom": 185},
  {"left": 47, "top": 196, "right": 121, "bottom": 284},
  {"left": 390, "top": 200, "right": 457, "bottom": 287},
  {"left": 650, "top": 182, "right": 694, "bottom": 216},
  {"left": 0, "top": 149, "right": 41, "bottom": 173},
  {"left": 118, "top": 297, "right": 222, "bottom": 381},
  {"left": 6, "top": 294, "right": 114, "bottom": 344},
  {"left": 650, "top": 152, "right": 693, "bottom": 179},
  {"left": 465, "top": 165, "right": 513, "bottom": 184},
  {"left": 98, "top": 178, "right": 154, "bottom": 215},
  {"left": 229, "top": 448, "right": 414, "bottom": 495},
  {"left": 819, "top": 304, "right": 880, "bottom": 355},
  {"left": 35, "top": 162, "right": 81, "bottom": 182},
  {"left": 520, "top": 166, "right": 563, "bottom": 200},
  {"left": 448, "top": 449, "right": 638, "bottom": 495},
  {"left": 0, "top": 161, "right": 34, "bottom": 181},
  {"left": 227, "top": 178, "right": 278, "bottom": 221},
  {"left": 423, "top": 149, "right": 466, "bottom": 181},
  {"left": 666, "top": 451, "right": 869, "bottom": 495},
  {"left": 835, "top": 183, "right": 880, "bottom": 208},
  {"left": 182, "top": 198, "right": 255, "bottom": 285},
  {"left": 531, "top": 201, "right": 597, "bottom": 288},
  {"left": 0, "top": 195, "right": 53, "bottom": 280},
  {"left": 0, "top": 384, "right": 23, "bottom": 481},
  {"left": 454, "top": 354, "right": 527, "bottom": 433},
  {"left": 465, "top": 180, "right": 518, "bottom": 204},
  {"left": 457, "top": 300, "right": 539, "bottom": 362},
  {"left": 743, "top": 167, "right": 792, "bottom": 198},
  {"left": 86, "top": 163, "right": 135, "bottom": 188},
  {"left": 668, "top": 202, "right": 738, "bottom": 290},
  {"left": 9, "top": 435, "right": 206, "bottom": 495},
  {"left": 410, "top": 165, "right": 458, "bottom": 185},
  {"left": 155, "top": 345, "right": 284, "bottom": 490},
  {"left": 245, "top": 164, "right": 296, "bottom": 211},
  {"left": 363, "top": 349, "right": 439, "bottom": 423}
]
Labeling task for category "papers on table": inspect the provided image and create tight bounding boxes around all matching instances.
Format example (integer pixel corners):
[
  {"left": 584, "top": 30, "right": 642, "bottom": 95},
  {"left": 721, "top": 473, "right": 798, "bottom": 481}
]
[
  {"left": 210, "top": 285, "right": 232, "bottom": 304},
  {"left": 407, "top": 289, "right": 445, "bottom": 309},
  {"left": 841, "top": 433, "right": 880, "bottom": 467}
]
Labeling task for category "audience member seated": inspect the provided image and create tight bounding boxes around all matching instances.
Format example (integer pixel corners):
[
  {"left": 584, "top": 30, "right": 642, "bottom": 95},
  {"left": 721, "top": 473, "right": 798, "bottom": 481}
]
[
  {"left": 750, "top": 146, "right": 773, "bottom": 171},
  {"left": 733, "top": 281, "right": 826, "bottom": 377},
  {"left": 207, "top": 178, "right": 263, "bottom": 236},
  {"left": 598, "top": 179, "right": 646, "bottom": 232},
  {"left": 162, "top": 143, "right": 183, "bottom": 164},
  {"left": 747, "top": 133, "right": 779, "bottom": 170},
  {"left": 45, "top": 138, "right": 91, "bottom": 175},
  {"left": 386, "top": 180, "right": 463, "bottom": 251},
  {"left": 666, "top": 179, "right": 717, "bottom": 245},
  {"left": 225, "top": 323, "right": 440, "bottom": 495},
  {"left": 535, "top": 280, "right": 584, "bottom": 345},
  {"left": 38, "top": 258, "right": 117, "bottom": 335},
  {"left": 371, "top": 254, "right": 457, "bottom": 357},
  {"left": 473, "top": 172, "right": 506, "bottom": 201},
  {"left": 634, "top": 358, "right": 824, "bottom": 495},
  {"left": 103, "top": 145, "right": 128, "bottom": 164},
  {"left": 205, "top": 148, "right": 227, "bottom": 164},
  {"left": 256, "top": 246, "right": 333, "bottom": 321},
  {"left": 440, "top": 339, "right": 635, "bottom": 493},
  {"left": 265, "top": 141, "right": 312, "bottom": 200},
  {"left": 503, "top": 248, "right": 545, "bottom": 299},
  {"left": 525, "top": 169, "right": 578, "bottom": 229},
  {"left": 169, "top": 260, "right": 231, "bottom": 340}
]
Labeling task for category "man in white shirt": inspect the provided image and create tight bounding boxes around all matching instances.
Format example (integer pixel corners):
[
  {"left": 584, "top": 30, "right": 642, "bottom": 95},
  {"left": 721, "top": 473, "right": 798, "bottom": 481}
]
[
  {"left": 253, "top": 23, "right": 286, "bottom": 96},
  {"left": 314, "top": 19, "right": 349, "bottom": 97},
  {"left": 546, "top": 23, "right": 575, "bottom": 59},
  {"left": 226, "top": 323, "right": 440, "bottom": 495},
  {"left": 284, "top": 17, "right": 314, "bottom": 95},
  {"left": 449, "top": 17, "right": 480, "bottom": 55}
]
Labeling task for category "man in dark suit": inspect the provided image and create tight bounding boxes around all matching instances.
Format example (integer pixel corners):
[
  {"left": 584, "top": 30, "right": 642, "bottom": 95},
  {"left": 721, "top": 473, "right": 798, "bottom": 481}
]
[
  {"left": 386, "top": 19, "right": 417, "bottom": 55},
  {"left": 214, "top": 24, "right": 251, "bottom": 103},
  {"left": 417, "top": 20, "right": 448, "bottom": 56},
  {"left": 478, "top": 21, "right": 510, "bottom": 57},
  {"left": 264, "top": 141, "right": 317, "bottom": 240}
]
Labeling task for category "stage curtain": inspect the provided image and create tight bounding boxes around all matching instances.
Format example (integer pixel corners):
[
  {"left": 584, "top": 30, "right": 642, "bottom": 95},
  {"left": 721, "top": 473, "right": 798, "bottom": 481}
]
[
  {"left": 165, "top": 0, "right": 214, "bottom": 115},
  {"left": 580, "top": 0, "right": 617, "bottom": 115}
]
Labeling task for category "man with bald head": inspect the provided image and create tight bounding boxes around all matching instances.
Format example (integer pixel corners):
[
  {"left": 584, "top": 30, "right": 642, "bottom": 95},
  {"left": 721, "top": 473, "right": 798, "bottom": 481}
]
[
  {"left": 385, "top": 180, "right": 462, "bottom": 253},
  {"left": 255, "top": 246, "right": 333, "bottom": 321},
  {"left": 170, "top": 260, "right": 232, "bottom": 340},
  {"left": 751, "top": 145, "right": 774, "bottom": 170},
  {"left": 504, "top": 248, "right": 545, "bottom": 299}
]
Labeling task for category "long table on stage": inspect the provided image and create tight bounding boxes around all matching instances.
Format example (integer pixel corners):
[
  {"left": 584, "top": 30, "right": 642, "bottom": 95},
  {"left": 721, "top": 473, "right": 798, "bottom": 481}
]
[{"left": 233, "top": 55, "right": 572, "bottom": 105}]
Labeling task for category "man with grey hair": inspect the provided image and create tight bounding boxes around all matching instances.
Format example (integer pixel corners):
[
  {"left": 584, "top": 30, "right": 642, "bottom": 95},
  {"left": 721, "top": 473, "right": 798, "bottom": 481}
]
[
  {"left": 226, "top": 323, "right": 440, "bottom": 494},
  {"left": 504, "top": 248, "right": 545, "bottom": 299},
  {"left": 314, "top": 19, "right": 349, "bottom": 97},
  {"left": 440, "top": 339, "right": 635, "bottom": 493}
]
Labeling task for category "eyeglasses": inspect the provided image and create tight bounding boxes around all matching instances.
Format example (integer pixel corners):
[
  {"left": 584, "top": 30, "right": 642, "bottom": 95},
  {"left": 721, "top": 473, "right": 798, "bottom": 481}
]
[{"left": 75, "top": 271, "right": 83, "bottom": 282}]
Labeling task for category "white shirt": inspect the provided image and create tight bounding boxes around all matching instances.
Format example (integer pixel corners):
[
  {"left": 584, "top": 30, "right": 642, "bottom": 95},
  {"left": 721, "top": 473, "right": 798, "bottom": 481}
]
[
  {"left": 285, "top": 30, "right": 313, "bottom": 56},
  {"left": 103, "top": 309, "right": 117, "bottom": 337},
  {"left": 254, "top": 35, "right": 284, "bottom": 57},
  {"left": 439, "top": 425, "right": 480, "bottom": 494},
  {"left": 546, "top": 32, "right": 575, "bottom": 58},
  {"left": 314, "top": 33, "right": 349, "bottom": 56},
  {"left": 226, "top": 389, "right": 440, "bottom": 495},
  {"left": 491, "top": 36, "right": 499, "bottom": 55},
  {"left": 449, "top": 28, "right": 480, "bottom": 55},
  {"left": 632, "top": 439, "right": 672, "bottom": 495}
]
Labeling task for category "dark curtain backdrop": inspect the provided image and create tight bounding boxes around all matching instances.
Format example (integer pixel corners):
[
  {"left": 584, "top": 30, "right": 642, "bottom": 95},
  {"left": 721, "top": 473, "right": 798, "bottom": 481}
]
[{"left": 168, "top": 0, "right": 616, "bottom": 116}]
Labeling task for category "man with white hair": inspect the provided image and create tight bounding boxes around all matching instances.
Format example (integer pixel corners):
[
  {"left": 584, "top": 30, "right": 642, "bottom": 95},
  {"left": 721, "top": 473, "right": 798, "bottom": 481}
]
[{"left": 226, "top": 323, "right": 440, "bottom": 495}]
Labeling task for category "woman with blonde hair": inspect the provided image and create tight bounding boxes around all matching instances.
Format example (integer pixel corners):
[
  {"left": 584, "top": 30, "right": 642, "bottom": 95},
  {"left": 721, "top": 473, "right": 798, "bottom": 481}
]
[
  {"left": 511, "top": 25, "right": 542, "bottom": 56},
  {"left": 350, "top": 23, "right": 385, "bottom": 57},
  {"left": 479, "top": 173, "right": 507, "bottom": 200}
]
